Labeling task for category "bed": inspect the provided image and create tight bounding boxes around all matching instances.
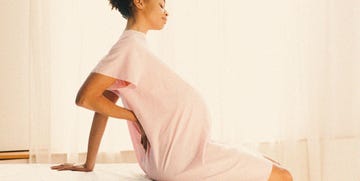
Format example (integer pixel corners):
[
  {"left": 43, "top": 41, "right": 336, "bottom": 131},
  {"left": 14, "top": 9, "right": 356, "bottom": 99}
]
[{"left": 0, "top": 163, "right": 153, "bottom": 181}]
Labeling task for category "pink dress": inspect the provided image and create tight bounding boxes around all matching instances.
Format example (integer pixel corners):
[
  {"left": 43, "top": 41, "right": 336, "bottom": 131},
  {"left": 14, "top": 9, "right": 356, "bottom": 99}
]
[{"left": 92, "top": 30, "right": 274, "bottom": 181}]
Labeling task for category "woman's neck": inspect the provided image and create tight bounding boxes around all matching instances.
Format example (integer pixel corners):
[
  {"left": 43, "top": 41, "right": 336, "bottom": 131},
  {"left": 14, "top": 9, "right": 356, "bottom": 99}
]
[{"left": 125, "top": 17, "right": 148, "bottom": 34}]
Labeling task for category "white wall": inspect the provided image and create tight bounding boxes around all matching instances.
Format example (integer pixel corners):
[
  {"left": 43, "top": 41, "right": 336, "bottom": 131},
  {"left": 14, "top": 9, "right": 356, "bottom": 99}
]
[{"left": 0, "top": 0, "right": 30, "bottom": 151}]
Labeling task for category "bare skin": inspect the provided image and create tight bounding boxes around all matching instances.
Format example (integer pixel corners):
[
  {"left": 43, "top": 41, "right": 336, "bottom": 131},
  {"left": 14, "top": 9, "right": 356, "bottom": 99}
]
[
  {"left": 268, "top": 165, "right": 293, "bottom": 181},
  {"left": 124, "top": 0, "right": 168, "bottom": 33}
]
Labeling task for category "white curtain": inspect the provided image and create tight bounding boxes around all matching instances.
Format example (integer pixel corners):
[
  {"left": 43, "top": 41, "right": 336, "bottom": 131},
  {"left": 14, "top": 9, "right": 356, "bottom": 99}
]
[
  {"left": 29, "top": 0, "right": 134, "bottom": 163},
  {"left": 29, "top": 0, "right": 360, "bottom": 180}
]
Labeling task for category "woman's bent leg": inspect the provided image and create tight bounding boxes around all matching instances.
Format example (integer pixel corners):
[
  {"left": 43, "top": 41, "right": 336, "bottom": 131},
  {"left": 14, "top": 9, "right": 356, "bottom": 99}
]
[{"left": 267, "top": 165, "right": 293, "bottom": 181}]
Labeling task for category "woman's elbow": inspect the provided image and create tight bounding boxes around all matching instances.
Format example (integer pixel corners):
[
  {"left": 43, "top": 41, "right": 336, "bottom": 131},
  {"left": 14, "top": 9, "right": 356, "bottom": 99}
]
[
  {"left": 75, "top": 94, "right": 85, "bottom": 107},
  {"left": 75, "top": 92, "right": 91, "bottom": 107}
]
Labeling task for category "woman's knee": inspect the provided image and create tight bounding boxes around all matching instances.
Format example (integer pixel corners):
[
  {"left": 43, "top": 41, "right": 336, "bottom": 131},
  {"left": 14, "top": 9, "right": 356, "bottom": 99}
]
[{"left": 268, "top": 165, "right": 293, "bottom": 181}]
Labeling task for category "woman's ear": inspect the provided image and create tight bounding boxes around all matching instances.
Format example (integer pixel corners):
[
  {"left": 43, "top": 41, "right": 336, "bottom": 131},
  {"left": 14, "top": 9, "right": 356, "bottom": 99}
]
[{"left": 133, "top": 0, "right": 146, "bottom": 10}]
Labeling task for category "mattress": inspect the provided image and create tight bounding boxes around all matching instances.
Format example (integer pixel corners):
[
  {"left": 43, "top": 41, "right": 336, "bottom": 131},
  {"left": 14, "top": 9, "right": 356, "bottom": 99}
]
[{"left": 0, "top": 163, "right": 152, "bottom": 181}]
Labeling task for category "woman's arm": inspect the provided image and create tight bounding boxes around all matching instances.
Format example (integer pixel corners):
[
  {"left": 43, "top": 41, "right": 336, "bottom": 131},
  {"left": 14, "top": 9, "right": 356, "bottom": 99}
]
[
  {"left": 51, "top": 72, "right": 140, "bottom": 171},
  {"left": 84, "top": 90, "right": 119, "bottom": 170},
  {"left": 75, "top": 72, "right": 137, "bottom": 122},
  {"left": 51, "top": 90, "right": 119, "bottom": 172}
]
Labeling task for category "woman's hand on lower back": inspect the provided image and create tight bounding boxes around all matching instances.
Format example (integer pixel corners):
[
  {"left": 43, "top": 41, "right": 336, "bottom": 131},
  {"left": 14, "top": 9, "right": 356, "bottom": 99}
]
[
  {"left": 135, "top": 118, "right": 149, "bottom": 151},
  {"left": 50, "top": 163, "right": 93, "bottom": 172}
]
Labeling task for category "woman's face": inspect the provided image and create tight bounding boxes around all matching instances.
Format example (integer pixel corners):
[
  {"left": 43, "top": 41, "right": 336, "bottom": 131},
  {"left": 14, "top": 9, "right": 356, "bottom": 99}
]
[{"left": 142, "top": 0, "right": 168, "bottom": 30}]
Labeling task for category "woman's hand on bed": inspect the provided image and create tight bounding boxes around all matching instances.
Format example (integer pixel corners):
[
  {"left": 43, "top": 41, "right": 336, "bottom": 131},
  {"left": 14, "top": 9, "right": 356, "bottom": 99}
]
[{"left": 50, "top": 163, "right": 93, "bottom": 172}]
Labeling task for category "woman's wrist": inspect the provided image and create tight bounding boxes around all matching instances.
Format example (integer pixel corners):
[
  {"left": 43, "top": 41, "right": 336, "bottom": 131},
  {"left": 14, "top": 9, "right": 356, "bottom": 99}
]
[
  {"left": 125, "top": 109, "right": 137, "bottom": 122},
  {"left": 84, "top": 162, "right": 94, "bottom": 170}
]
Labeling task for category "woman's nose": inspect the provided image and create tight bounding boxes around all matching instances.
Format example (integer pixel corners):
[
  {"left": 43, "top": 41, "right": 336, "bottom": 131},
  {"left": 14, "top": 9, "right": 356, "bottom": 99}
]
[{"left": 164, "top": 9, "right": 169, "bottom": 16}]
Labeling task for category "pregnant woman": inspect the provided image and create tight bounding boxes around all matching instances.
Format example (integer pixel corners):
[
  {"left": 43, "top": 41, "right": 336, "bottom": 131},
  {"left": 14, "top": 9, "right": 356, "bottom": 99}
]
[{"left": 51, "top": 0, "right": 293, "bottom": 180}]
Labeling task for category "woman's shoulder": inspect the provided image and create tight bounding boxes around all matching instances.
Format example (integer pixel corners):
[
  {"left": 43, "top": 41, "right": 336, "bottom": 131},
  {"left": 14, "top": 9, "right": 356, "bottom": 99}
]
[{"left": 110, "top": 36, "right": 147, "bottom": 52}]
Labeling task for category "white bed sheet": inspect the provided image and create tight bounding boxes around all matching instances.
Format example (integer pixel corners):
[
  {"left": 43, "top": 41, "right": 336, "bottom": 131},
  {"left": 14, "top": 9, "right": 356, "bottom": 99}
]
[{"left": 0, "top": 163, "right": 153, "bottom": 181}]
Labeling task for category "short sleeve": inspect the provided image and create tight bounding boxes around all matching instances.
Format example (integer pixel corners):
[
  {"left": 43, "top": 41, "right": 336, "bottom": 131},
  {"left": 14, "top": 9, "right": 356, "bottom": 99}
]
[{"left": 92, "top": 42, "right": 144, "bottom": 88}]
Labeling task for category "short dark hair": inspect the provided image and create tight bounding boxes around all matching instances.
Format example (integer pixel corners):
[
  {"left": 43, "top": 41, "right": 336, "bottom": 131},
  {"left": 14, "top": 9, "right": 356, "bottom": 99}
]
[{"left": 108, "top": 0, "right": 134, "bottom": 19}]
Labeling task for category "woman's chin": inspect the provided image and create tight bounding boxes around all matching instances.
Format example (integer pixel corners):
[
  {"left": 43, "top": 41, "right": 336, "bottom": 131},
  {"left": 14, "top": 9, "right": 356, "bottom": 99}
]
[
  {"left": 151, "top": 24, "right": 166, "bottom": 30},
  {"left": 154, "top": 27, "right": 164, "bottom": 30}
]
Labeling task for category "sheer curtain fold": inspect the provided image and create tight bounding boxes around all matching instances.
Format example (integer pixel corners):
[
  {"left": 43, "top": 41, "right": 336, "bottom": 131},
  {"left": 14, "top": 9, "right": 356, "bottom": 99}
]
[
  {"left": 29, "top": 0, "right": 359, "bottom": 180},
  {"left": 29, "top": 0, "right": 52, "bottom": 163}
]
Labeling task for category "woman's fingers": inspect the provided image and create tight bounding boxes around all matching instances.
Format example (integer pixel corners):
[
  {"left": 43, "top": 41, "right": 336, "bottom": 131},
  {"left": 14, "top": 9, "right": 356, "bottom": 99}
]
[
  {"left": 135, "top": 119, "right": 150, "bottom": 151},
  {"left": 51, "top": 163, "right": 71, "bottom": 169},
  {"left": 141, "top": 134, "right": 148, "bottom": 150},
  {"left": 70, "top": 165, "right": 92, "bottom": 172},
  {"left": 53, "top": 165, "right": 71, "bottom": 171},
  {"left": 135, "top": 120, "right": 143, "bottom": 132},
  {"left": 51, "top": 163, "right": 92, "bottom": 172},
  {"left": 57, "top": 166, "right": 72, "bottom": 171},
  {"left": 51, "top": 163, "right": 75, "bottom": 171},
  {"left": 50, "top": 165, "right": 62, "bottom": 169}
]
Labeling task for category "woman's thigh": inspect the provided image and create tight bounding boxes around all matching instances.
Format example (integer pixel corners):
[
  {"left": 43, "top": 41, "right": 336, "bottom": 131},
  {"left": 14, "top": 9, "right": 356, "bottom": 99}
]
[{"left": 267, "top": 165, "right": 293, "bottom": 181}]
